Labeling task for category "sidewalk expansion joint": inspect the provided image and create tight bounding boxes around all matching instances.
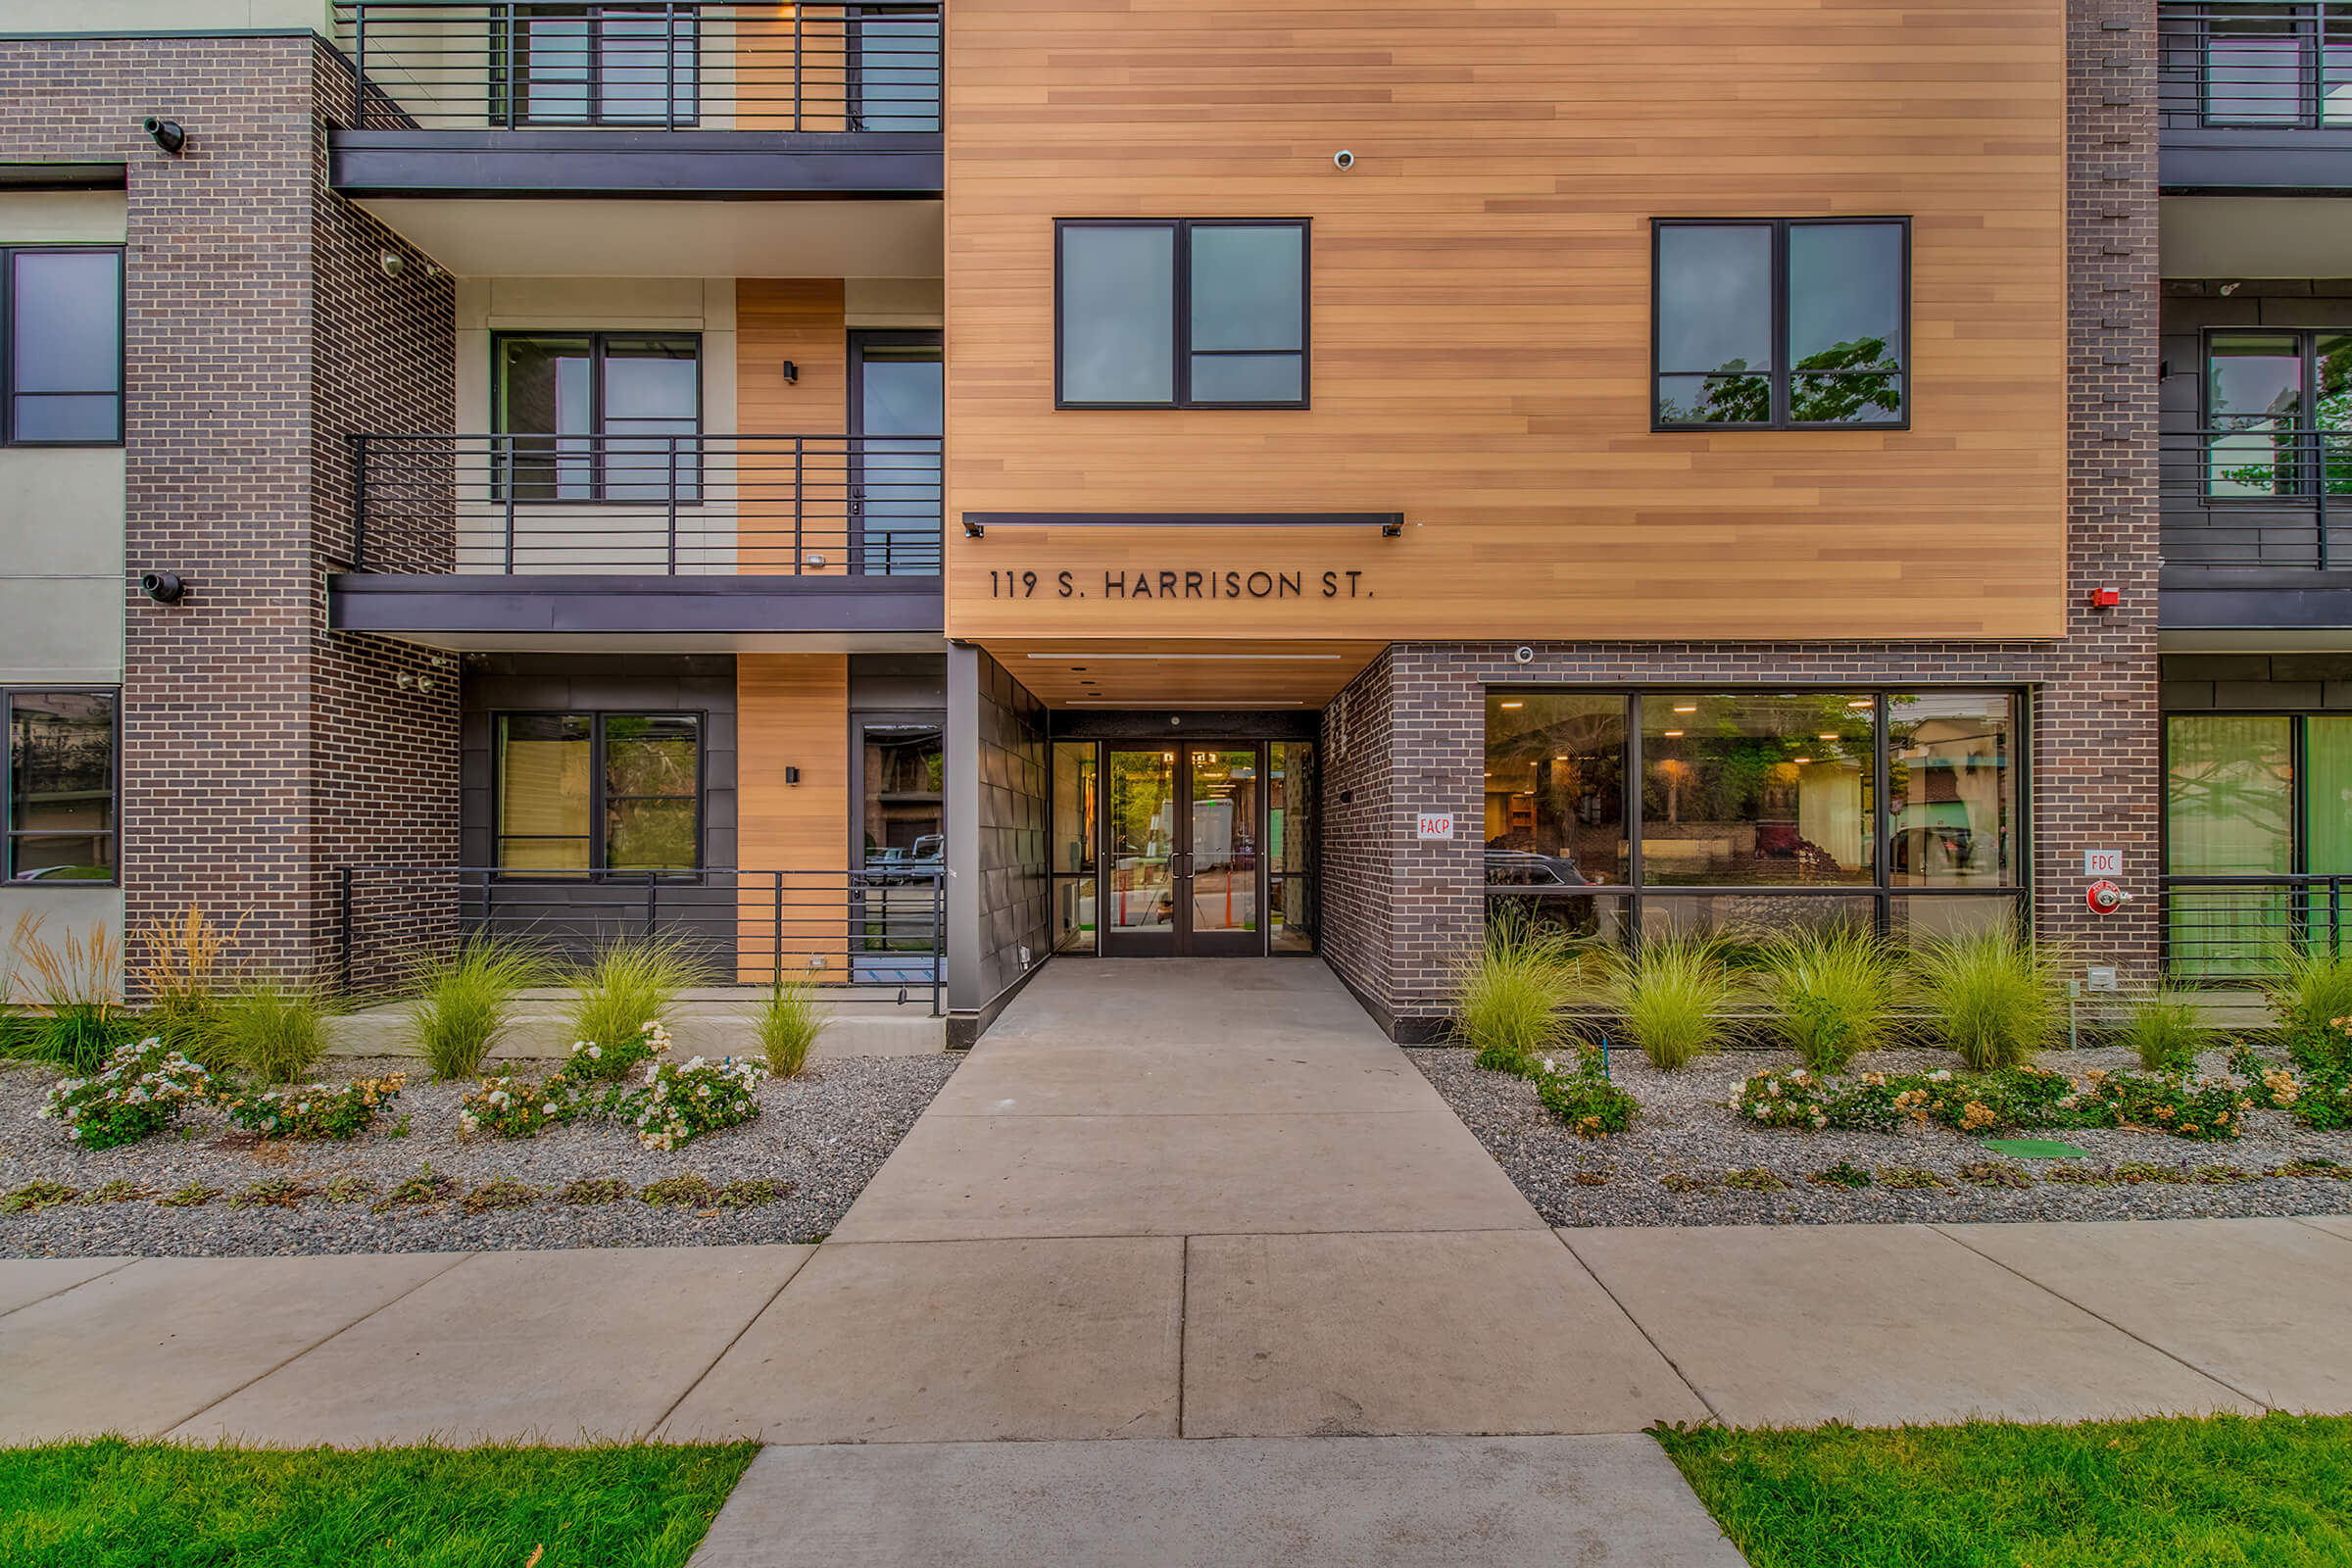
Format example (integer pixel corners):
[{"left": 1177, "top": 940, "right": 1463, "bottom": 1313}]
[
  {"left": 0, "top": 1257, "right": 138, "bottom": 1322},
  {"left": 1550, "top": 1230, "right": 1723, "bottom": 1426}
]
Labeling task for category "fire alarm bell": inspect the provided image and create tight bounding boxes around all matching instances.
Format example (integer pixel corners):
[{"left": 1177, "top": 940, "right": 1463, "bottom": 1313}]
[
  {"left": 2089, "top": 586, "right": 2121, "bottom": 609},
  {"left": 2085, "top": 879, "right": 2132, "bottom": 914}
]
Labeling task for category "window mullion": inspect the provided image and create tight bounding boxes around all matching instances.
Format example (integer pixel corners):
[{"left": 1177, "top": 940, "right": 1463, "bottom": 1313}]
[
  {"left": 1773, "top": 220, "right": 1790, "bottom": 427},
  {"left": 1175, "top": 220, "right": 1192, "bottom": 408}
]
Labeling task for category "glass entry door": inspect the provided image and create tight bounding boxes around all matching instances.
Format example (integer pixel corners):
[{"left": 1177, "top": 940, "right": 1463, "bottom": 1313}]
[{"left": 1101, "top": 743, "right": 1265, "bottom": 956}]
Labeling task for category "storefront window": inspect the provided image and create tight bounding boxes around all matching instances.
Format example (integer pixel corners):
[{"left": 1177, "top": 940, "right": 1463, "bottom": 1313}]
[
  {"left": 1270, "top": 741, "right": 1315, "bottom": 951},
  {"left": 1485, "top": 688, "right": 2021, "bottom": 944},
  {"left": 1052, "top": 741, "right": 1098, "bottom": 952},
  {"left": 1642, "top": 693, "right": 1874, "bottom": 886},
  {"left": 2167, "top": 715, "right": 2296, "bottom": 976}
]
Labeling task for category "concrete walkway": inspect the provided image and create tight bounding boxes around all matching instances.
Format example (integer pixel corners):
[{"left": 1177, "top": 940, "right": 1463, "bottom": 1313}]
[{"left": 7, "top": 959, "right": 2352, "bottom": 1563}]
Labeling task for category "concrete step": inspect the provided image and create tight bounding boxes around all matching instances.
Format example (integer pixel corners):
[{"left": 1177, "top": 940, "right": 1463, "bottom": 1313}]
[{"left": 322, "top": 996, "right": 945, "bottom": 1061}]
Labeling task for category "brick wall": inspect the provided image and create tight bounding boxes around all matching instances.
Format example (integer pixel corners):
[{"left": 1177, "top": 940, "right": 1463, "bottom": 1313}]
[
  {"left": 1315, "top": 0, "right": 2163, "bottom": 1037},
  {"left": 0, "top": 34, "right": 458, "bottom": 985}
]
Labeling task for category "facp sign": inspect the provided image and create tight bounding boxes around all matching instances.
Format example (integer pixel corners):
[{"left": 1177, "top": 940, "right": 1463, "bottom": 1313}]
[
  {"left": 1416, "top": 812, "right": 1456, "bottom": 841},
  {"left": 2082, "top": 848, "right": 2123, "bottom": 877}
]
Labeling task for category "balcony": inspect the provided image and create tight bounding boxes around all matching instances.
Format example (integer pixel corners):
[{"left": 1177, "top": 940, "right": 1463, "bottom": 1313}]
[
  {"left": 329, "top": 1, "right": 944, "bottom": 198},
  {"left": 2159, "top": 424, "right": 2352, "bottom": 628},
  {"left": 2160, "top": 1, "right": 2352, "bottom": 191},
  {"left": 331, "top": 432, "right": 945, "bottom": 646}
]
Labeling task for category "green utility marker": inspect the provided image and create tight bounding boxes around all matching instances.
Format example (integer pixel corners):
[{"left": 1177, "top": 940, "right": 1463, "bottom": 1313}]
[{"left": 1980, "top": 1138, "right": 2091, "bottom": 1159}]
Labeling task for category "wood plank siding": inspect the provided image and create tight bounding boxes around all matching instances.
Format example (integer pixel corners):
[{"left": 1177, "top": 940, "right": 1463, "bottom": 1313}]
[
  {"left": 736, "top": 652, "right": 850, "bottom": 980},
  {"left": 942, "top": 0, "right": 2068, "bottom": 644}
]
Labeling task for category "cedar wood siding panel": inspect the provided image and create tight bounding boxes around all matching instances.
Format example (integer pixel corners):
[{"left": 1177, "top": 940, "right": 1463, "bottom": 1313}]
[{"left": 941, "top": 0, "right": 2068, "bottom": 643}]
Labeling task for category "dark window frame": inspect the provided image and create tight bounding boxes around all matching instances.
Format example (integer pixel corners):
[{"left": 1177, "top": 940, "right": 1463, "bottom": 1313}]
[
  {"left": 1649, "top": 217, "right": 1912, "bottom": 433},
  {"left": 4, "top": 684, "right": 121, "bottom": 888},
  {"left": 489, "top": 4, "right": 703, "bottom": 129},
  {"left": 490, "top": 709, "right": 707, "bottom": 876},
  {"left": 2187, "top": 2, "right": 2342, "bottom": 129},
  {"left": 1482, "top": 685, "right": 2027, "bottom": 939},
  {"left": 2, "top": 245, "right": 125, "bottom": 449},
  {"left": 489, "top": 329, "right": 704, "bottom": 506},
  {"left": 2197, "top": 325, "right": 2352, "bottom": 501},
  {"left": 1054, "top": 218, "right": 1312, "bottom": 411}
]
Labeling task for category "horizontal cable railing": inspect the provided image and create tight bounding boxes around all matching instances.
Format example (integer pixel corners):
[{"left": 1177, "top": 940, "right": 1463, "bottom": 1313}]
[
  {"left": 2159, "top": 2, "right": 2352, "bottom": 129},
  {"left": 2160, "top": 425, "right": 2352, "bottom": 569},
  {"left": 351, "top": 432, "right": 943, "bottom": 576},
  {"left": 2164, "top": 874, "right": 2349, "bottom": 980},
  {"left": 334, "top": 865, "right": 945, "bottom": 1013},
  {"left": 335, "top": 1, "right": 943, "bottom": 132}
]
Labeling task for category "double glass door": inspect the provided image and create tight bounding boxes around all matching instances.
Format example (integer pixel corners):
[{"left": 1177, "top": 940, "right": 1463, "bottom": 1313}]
[{"left": 1102, "top": 744, "right": 1265, "bottom": 956}]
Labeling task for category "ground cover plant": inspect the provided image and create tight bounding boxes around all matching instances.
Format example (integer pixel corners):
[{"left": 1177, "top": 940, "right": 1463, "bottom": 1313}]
[
  {"left": 1911, "top": 925, "right": 2060, "bottom": 1070},
  {"left": 407, "top": 935, "right": 550, "bottom": 1081},
  {"left": 1657, "top": 1412, "right": 2352, "bottom": 1568},
  {"left": 1531, "top": 1047, "right": 1638, "bottom": 1137},
  {"left": 0, "top": 1437, "right": 758, "bottom": 1568},
  {"left": 1758, "top": 924, "right": 1897, "bottom": 1072},
  {"left": 1732, "top": 1062, "right": 2253, "bottom": 1142},
  {"left": 1449, "top": 916, "right": 1574, "bottom": 1073}
]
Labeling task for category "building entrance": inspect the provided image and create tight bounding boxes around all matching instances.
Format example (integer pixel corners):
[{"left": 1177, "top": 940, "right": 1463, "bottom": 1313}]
[{"left": 1101, "top": 743, "right": 1266, "bottom": 956}]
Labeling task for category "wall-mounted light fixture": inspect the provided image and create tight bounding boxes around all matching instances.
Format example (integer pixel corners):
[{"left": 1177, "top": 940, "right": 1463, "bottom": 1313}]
[
  {"left": 780, "top": 361, "right": 799, "bottom": 385},
  {"left": 785, "top": 766, "right": 802, "bottom": 785},
  {"left": 143, "top": 117, "right": 186, "bottom": 154}
]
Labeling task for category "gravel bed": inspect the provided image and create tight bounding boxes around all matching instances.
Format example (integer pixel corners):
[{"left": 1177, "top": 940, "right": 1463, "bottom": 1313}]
[
  {"left": 1415, "top": 1043, "right": 2352, "bottom": 1227},
  {"left": 0, "top": 1053, "right": 957, "bottom": 1257}
]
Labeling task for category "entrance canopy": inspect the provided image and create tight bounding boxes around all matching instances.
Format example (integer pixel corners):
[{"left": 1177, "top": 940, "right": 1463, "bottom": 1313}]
[{"left": 975, "top": 639, "right": 1387, "bottom": 710}]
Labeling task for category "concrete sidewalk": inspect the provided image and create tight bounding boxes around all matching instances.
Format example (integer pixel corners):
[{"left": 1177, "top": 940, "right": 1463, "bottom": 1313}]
[{"left": 7, "top": 960, "right": 2352, "bottom": 1563}]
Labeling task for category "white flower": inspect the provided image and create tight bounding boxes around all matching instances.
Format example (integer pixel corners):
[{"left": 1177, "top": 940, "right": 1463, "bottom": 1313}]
[
  {"left": 588, "top": 1046, "right": 602, "bottom": 1059},
  {"left": 1929, "top": 1069, "right": 1952, "bottom": 1082},
  {"left": 1752, "top": 1103, "right": 1772, "bottom": 1119},
  {"left": 543, "top": 1102, "right": 559, "bottom": 1115},
  {"left": 1540, "top": 1057, "right": 1556, "bottom": 1074}
]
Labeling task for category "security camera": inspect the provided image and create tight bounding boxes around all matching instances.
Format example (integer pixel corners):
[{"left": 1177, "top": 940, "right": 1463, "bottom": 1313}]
[
  {"left": 1513, "top": 645, "right": 1535, "bottom": 664},
  {"left": 143, "top": 118, "right": 186, "bottom": 155},
  {"left": 379, "top": 251, "right": 408, "bottom": 279},
  {"left": 140, "top": 571, "right": 185, "bottom": 605},
  {"left": 1333, "top": 149, "right": 1354, "bottom": 171}
]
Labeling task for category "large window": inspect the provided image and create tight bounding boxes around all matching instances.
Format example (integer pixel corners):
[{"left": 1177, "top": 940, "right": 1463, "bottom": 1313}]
[
  {"left": 494, "top": 711, "right": 701, "bottom": 872},
  {"left": 493, "top": 332, "right": 701, "bottom": 502},
  {"left": 2203, "top": 330, "right": 2352, "bottom": 498},
  {"left": 1055, "top": 220, "right": 1309, "bottom": 409},
  {"left": 1486, "top": 690, "right": 2019, "bottom": 944},
  {"left": 491, "top": 6, "right": 700, "bottom": 127},
  {"left": 2166, "top": 712, "right": 2352, "bottom": 975},
  {"left": 1652, "top": 219, "right": 1907, "bottom": 430},
  {"left": 5, "top": 248, "right": 122, "bottom": 446},
  {"left": 6, "top": 689, "right": 117, "bottom": 885}
]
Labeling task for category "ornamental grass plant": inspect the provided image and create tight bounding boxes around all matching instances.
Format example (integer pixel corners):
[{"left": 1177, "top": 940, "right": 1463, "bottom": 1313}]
[
  {"left": 564, "top": 931, "right": 712, "bottom": 1066},
  {"left": 1759, "top": 923, "right": 1898, "bottom": 1073},
  {"left": 220, "top": 981, "right": 329, "bottom": 1085},
  {"left": 1912, "top": 925, "right": 2061, "bottom": 1071},
  {"left": 2117, "top": 991, "right": 2209, "bottom": 1073},
  {"left": 130, "top": 905, "right": 247, "bottom": 1073},
  {"left": 756, "top": 975, "right": 822, "bottom": 1079},
  {"left": 2261, "top": 947, "right": 2352, "bottom": 1073},
  {"left": 1448, "top": 914, "right": 1575, "bottom": 1073},
  {"left": 11, "top": 919, "right": 130, "bottom": 1073},
  {"left": 1592, "top": 932, "right": 1737, "bottom": 1070},
  {"left": 407, "top": 935, "right": 550, "bottom": 1081}
]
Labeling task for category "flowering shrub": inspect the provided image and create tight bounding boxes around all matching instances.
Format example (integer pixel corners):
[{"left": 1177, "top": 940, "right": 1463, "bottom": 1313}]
[
  {"left": 458, "top": 1073, "right": 586, "bottom": 1139},
  {"left": 618, "top": 1056, "right": 767, "bottom": 1152},
  {"left": 1532, "top": 1049, "right": 1638, "bottom": 1138},
  {"left": 1731, "top": 1063, "right": 2251, "bottom": 1142},
  {"left": 220, "top": 1075, "right": 405, "bottom": 1141},
  {"left": 39, "top": 1037, "right": 216, "bottom": 1150},
  {"left": 2234, "top": 1047, "right": 2352, "bottom": 1132},
  {"left": 564, "top": 1020, "right": 670, "bottom": 1084}
]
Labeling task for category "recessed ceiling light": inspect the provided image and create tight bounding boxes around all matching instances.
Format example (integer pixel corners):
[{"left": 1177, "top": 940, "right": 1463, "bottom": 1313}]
[
  {"left": 1663, "top": 730, "right": 1684, "bottom": 738},
  {"left": 1847, "top": 699, "right": 1871, "bottom": 709},
  {"left": 1673, "top": 705, "right": 1696, "bottom": 713},
  {"left": 1819, "top": 733, "right": 1838, "bottom": 740},
  {"left": 1499, "top": 702, "right": 1524, "bottom": 710},
  {"left": 1554, "top": 755, "right": 1570, "bottom": 760},
  {"left": 1793, "top": 757, "right": 1812, "bottom": 764}
]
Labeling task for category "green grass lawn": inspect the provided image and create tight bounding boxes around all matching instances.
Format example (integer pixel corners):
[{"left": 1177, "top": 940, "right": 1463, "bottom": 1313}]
[
  {"left": 1658, "top": 1412, "right": 2352, "bottom": 1567},
  {"left": 0, "top": 1438, "right": 759, "bottom": 1568}
]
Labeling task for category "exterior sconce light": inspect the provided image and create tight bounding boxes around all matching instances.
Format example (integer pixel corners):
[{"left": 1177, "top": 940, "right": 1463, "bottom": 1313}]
[
  {"left": 780, "top": 361, "right": 799, "bottom": 384},
  {"left": 785, "top": 766, "right": 802, "bottom": 785}
]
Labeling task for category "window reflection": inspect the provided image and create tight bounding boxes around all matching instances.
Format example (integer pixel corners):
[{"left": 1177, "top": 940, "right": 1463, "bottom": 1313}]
[
  {"left": 1483, "top": 694, "right": 1625, "bottom": 885},
  {"left": 1642, "top": 694, "right": 1875, "bottom": 885},
  {"left": 1887, "top": 694, "right": 2016, "bottom": 887}
]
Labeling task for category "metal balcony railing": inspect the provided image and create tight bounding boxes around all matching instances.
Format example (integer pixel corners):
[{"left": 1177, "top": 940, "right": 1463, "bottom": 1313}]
[
  {"left": 350, "top": 432, "right": 944, "bottom": 576},
  {"left": 334, "top": 2, "right": 944, "bottom": 132},
  {"left": 2163, "top": 874, "right": 2351, "bottom": 980},
  {"left": 2160, "top": 425, "right": 2352, "bottom": 569},
  {"left": 334, "top": 865, "right": 945, "bottom": 1011},
  {"left": 2160, "top": 1, "right": 2352, "bottom": 129}
]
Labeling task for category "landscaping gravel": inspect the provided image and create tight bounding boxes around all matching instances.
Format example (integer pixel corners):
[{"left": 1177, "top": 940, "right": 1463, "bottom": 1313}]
[
  {"left": 1415, "top": 1043, "right": 2352, "bottom": 1227},
  {"left": 0, "top": 1052, "right": 958, "bottom": 1257}
]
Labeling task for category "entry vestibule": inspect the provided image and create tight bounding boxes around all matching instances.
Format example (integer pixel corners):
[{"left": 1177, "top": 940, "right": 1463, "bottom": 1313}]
[{"left": 1052, "top": 734, "right": 1316, "bottom": 957}]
